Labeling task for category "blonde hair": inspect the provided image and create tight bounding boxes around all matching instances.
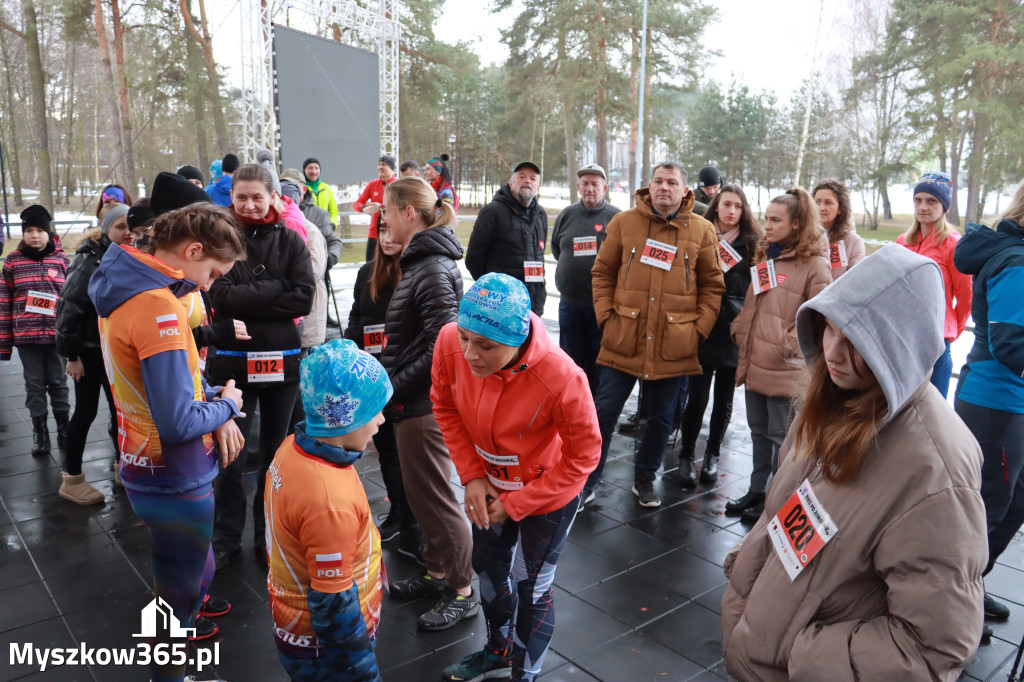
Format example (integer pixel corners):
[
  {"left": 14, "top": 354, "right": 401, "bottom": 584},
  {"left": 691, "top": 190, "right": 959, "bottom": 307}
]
[
  {"left": 383, "top": 177, "right": 456, "bottom": 229},
  {"left": 1001, "top": 180, "right": 1024, "bottom": 226},
  {"left": 903, "top": 190, "right": 957, "bottom": 246}
]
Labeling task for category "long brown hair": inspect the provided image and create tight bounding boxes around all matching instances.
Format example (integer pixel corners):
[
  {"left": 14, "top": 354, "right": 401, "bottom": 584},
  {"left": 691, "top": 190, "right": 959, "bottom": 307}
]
[
  {"left": 792, "top": 313, "right": 888, "bottom": 485},
  {"left": 148, "top": 203, "right": 246, "bottom": 261},
  {"left": 813, "top": 179, "right": 854, "bottom": 243},
  {"left": 705, "top": 183, "right": 762, "bottom": 256},
  {"left": 756, "top": 188, "right": 824, "bottom": 262},
  {"left": 370, "top": 224, "right": 401, "bottom": 302}
]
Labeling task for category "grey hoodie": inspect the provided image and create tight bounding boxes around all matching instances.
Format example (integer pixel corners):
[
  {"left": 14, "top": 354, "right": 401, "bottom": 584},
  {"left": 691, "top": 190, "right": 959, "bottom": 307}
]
[{"left": 795, "top": 245, "right": 945, "bottom": 420}]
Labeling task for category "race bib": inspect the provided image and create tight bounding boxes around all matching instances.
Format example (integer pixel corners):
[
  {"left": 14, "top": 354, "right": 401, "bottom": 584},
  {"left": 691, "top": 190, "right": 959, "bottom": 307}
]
[
  {"left": 24, "top": 291, "right": 57, "bottom": 316},
  {"left": 247, "top": 351, "right": 284, "bottom": 383},
  {"left": 829, "top": 240, "right": 849, "bottom": 269},
  {"left": 639, "top": 238, "right": 677, "bottom": 271},
  {"left": 573, "top": 236, "right": 598, "bottom": 257},
  {"left": 524, "top": 261, "right": 545, "bottom": 283},
  {"left": 363, "top": 324, "right": 386, "bottom": 354},
  {"left": 718, "top": 240, "right": 742, "bottom": 273},
  {"left": 750, "top": 260, "right": 778, "bottom": 295},
  {"left": 768, "top": 478, "right": 838, "bottom": 581},
  {"left": 475, "top": 444, "right": 524, "bottom": 491}
]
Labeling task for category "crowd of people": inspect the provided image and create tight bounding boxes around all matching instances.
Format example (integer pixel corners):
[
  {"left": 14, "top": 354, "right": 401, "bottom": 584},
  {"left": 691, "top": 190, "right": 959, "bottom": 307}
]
[{"left": 1, "top": 150, "right": 1022, "bottom": 682}]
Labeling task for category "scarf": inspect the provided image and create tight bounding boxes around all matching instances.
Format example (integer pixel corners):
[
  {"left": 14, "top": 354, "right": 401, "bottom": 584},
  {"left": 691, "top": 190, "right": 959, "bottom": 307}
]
[
  {"left": 767, "top": 241, "right": 788, "bottom": 260},
  {"left": 230, "top": 204, "right": 282, "bottom": 228},
  {"left": 18, "top": 239, "right": 56, "bottom": 262},
  {"left": 716, "top": 225, "right": 740, "bottom": 244}
]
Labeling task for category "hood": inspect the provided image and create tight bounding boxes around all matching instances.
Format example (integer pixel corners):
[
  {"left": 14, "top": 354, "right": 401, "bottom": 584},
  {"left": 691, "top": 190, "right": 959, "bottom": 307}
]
[
  {"left": 88, "top": 244, "right": 198, "bottom": 317},
  {"left": 293, "top": 422, "right": 362, "bottom": 467},
  {"left": 401, "top": 224, "right": 464, "bottom": 264},
  {"left": 634, "top": 187, "right": 696, "bottom": 223},
  {"left": 493, "top": 313, "right": 554, "bottom": 382},
  {"left": 493, "top": 183, "right": 538, "bottom": 217},
  {"left": 76, "top": 233, "right": 111, "bottom": 255},
  {"left": 796, "top": 245, "right": 945, "bottom": 420},
  {"left": 954, "top": 219, "right": 1024, "bottom": 276}
]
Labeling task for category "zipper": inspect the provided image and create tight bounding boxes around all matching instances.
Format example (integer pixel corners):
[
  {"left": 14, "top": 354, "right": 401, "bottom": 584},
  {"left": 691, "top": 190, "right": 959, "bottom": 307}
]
[
  {"left": 625, "top": 246, "right": 636, "bottom": 278},
  {"left": 684, "top": 252, "right": 690, "bottom": 289},
  {"left": 519, "top": 402, "right": 543, "bottom": 440}
]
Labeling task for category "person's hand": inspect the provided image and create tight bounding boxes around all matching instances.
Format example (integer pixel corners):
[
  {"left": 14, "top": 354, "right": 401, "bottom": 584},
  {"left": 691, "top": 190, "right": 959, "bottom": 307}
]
[
  {"left": 326, "top": 254, "right": 339, "bottom": 270},
  {"left": 233, "top": 320, "right": 250, "bottom": 341},
  {"left": 487, "top": 496, "right": 509, "bottom": 525},
  {"left": 214, "top": 419, "right": 245, "bottom": 468},
  {"left": 465, "top": 478, "right": 501, "bottom": 530},
  {"left": 363, "top": 202, "right": 382, "bottom": 215},
  {"left": 66, "top": 359, "right": 85, "bottom": 381},
  {"left": 219, "top": 379, "right": 245, "bottom": 413}
]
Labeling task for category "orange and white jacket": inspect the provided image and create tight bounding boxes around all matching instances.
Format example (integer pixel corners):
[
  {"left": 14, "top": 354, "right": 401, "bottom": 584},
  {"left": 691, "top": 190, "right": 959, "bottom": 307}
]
[{"left": 431, "top": 314, "right": 601, "bottom": 521}]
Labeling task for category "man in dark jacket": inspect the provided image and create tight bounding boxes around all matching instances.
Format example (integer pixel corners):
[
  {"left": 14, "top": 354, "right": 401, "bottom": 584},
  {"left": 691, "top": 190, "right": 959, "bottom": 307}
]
[
  {"left": 466, "top": 161, "right": 548, "bottom": 316},
  {"left": 550, "top": 163, "right": 619, "bottom": 394},
  {"left": 693, "top": 165, "right": 722, "bottom": 217}
]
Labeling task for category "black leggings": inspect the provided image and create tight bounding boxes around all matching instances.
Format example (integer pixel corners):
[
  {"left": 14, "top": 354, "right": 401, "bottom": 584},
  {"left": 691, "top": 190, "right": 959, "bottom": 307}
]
[
  {"left": 65, "top": 347, "right": 118, "bottom": 476},
  {"left": 373, "top": 420, "right": 417, "bottom": 528},
  {"left": 680, "top": 364, "right": 737, "bottom": 460},
  {"left": 213, "top": 381, "right": 300, "bottom": 553}
]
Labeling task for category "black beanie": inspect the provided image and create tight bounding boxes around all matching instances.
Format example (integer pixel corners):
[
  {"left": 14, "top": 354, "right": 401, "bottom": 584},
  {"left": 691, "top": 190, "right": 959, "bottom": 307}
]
[
  {"left": 126, "top": 203, "right": 155, "bottom": 229},
  {"left": 176, "top": 165, "right": 204, "bottom": 184},
  {"left": 20, "top": 205, "right": 53, "bottom": 233},
  {"left": 379, "top": 155, "right": 396, "bottom": 172},
  {"left": 222, "top": 153, "right": 240, "bottom": 174},
  {"left": 698, "top": 166, "right": 722, "bottom": 188},
  {"left": 150, "top": 172, "right": 213, "bottom": 217},
  {"left": 302, "top": 157, "right": 320, "bottom": 172}
]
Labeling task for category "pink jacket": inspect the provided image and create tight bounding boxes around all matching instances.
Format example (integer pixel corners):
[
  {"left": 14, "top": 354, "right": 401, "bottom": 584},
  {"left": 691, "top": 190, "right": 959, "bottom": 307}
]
[
  {"left": 430, "top": 314, "right": 601, "bottom": 521},
  {"left": 280, "top": 195, "right": 308, "bottom": 242},
  {"left": 896, "top": 228, "right": 971, "bottom": 341}
]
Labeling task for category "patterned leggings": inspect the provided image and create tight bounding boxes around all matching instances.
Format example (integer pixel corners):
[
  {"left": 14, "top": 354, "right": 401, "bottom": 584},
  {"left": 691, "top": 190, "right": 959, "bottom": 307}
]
[
  {"left": 472, "top": 496, "right": 579, "bottom": 682},
  {"left": 126, "top": 484, "right": 216, "bottom": 682}
]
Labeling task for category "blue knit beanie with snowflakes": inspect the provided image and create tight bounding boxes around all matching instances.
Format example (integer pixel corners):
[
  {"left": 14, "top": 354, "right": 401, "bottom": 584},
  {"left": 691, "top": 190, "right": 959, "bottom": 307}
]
[
  {"left": 913, "top": 171, "right": 953, "bottom": 213},
  {"left": 458, "top": 273, "right": 532, "bottom": 347},
  {"left": 300, "top": 339, "right": 394, "bottom": 437}
]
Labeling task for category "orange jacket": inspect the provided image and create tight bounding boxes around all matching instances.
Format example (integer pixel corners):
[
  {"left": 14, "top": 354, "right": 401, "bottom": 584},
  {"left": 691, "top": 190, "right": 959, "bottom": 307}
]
[
  {"left": 897, "top": 228, "right": 972, "bottom": 341},
  {"left": 430, "top": 314, "right": 601, "bottom": 521}
]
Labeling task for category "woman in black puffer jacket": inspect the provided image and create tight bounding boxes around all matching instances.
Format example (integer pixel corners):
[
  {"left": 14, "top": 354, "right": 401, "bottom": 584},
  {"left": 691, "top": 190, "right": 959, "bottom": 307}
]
[
  {"left": 206, "top": 163, "right": 314, "bottom": 567},
  {"left": 378, "top": 178, "right": 476, "bottom": 632},
  {"left": 56, "top": 204, "right": 133, "bottom": 504}
]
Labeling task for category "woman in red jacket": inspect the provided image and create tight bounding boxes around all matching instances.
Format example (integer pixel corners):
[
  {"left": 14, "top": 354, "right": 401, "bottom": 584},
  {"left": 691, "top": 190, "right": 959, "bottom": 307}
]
[{"left": 431, "top": 273, "right": 601, "bottom": 682}]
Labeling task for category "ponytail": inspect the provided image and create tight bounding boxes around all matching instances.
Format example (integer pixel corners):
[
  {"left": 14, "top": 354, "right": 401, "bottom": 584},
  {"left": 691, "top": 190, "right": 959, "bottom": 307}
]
[
  {"left": 384, "top": 177, "right": 456, "bottom": 230},
  {"left": 759, "top": 187, "right": 823, "bottom": 261}
]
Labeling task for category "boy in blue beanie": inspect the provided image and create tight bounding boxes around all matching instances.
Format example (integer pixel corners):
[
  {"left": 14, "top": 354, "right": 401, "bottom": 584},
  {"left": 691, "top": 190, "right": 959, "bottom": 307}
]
[{"left": 265, "top": 339, "right": 392, "bottom": 682}]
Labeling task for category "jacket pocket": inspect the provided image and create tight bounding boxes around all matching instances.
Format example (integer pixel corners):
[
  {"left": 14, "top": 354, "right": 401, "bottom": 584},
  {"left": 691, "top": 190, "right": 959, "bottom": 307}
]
[
  {"left": 602, "top": 302, "right": 641, "bottom": 356},
  {"left": 659, "top": 311, "right": 699, "bottom": 362}
]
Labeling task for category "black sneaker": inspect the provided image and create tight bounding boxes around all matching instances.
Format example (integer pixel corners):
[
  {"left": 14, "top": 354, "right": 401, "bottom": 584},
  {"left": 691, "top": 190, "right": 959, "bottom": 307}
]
[
  {"left": 390, "top": 573, "right": 446, "bottom": 600},
  {"left": 632, "top": 477, "right": 661, "bottom": 508},
  {"left": 377, "top": 512, "right": 400, "bottom": 542},
  {"left": 442, "top": 646, "right": 513, "bottom": 681},
  {"left": 189, "top": 616, "right": 219, "bottom": 641},
  {"left": 199, "top": 594, "right": 231, "bottom": 618},
  {"left": 984, "top": 593, "right": 1011, "bottom": 621},
  {"left": 618, "top": 413, "right": 647, "bottom": 435},
  {"left": 398, "top": 527, "right": 425, "bottom": 566},
  {"left": 418, "top": 587, "right": 480, "bottom": 631}
]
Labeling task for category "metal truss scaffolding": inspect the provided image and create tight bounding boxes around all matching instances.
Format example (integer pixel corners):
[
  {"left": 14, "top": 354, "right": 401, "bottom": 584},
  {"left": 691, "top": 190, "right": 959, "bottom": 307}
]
[{"left": 240, "top": 0, "right": 401, "bottom": 161}]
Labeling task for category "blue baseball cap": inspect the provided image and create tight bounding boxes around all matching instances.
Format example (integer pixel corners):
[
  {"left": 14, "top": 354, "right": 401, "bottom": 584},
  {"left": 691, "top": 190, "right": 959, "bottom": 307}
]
[
  {"left": 458, "top": 273, "right": 532, "bottom": 347},
  {"left": 300, "top": 339, "right": 393, "bottom": 437}
]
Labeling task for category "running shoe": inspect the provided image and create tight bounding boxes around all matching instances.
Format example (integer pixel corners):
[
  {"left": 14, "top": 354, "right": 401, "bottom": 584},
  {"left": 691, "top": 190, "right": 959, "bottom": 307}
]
[
  {"left": 632, "top": 477, "right": 661, "bottom": 508},
  {"left": 984, "top": 593, "right": 1011, "bottom": 621},
  {"left": 199, "top": 594, "right": 231, "bottom": 618},
  {"left": 578, "top": 489, "right": 596, "bottom": 512},
  {"left": 418, "top": 587, "right": 480, "bottom": 631},
  {"left": 390, "top": 573, "right": 446, "bottom": 600},
  {"left": 377, "top": 512, "right": 400, "bottom": 542},
  {"left": 442, "top": 646, "right": 513, "bottom": 681},
  {"left": 189, "top": 616, "right": 218, "bottom": 641}
]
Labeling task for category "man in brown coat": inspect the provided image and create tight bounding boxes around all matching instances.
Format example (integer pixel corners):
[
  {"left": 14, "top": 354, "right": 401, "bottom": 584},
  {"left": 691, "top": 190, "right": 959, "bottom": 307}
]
[{"left": 585, "top": 162, "right": 725, "bottom": 508}]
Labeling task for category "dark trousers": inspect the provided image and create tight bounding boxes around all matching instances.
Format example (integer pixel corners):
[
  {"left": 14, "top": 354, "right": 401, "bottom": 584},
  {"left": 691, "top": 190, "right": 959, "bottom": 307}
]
[
  {"left": 634, "top": 378, "right": 689, "bottom": 429},
  {"left": 680, "top": 364, "right": 737, "bottom": 460},
  {"left": 18, "top": 344, "right": 70, "bottom": 418},
  {"left": 746, "top": 391, "right": 793, "bottom": 493},
  {"left": 65, "top": 347, "right": 118, "bottom": 475},
  {"left": 473, "top": 496, "right": 578, "bottom": 681},
  {"left": 365, "top": 237, "right": 377, "bottom": 262},
  {"left": 373, "top": 420, "right": 416, "bottom": 527},
  {"left": 955, "top": 398, "right": 1024, "bottom": 575},
  {"left": 213, "top": 381, "right": 301, "bottom": 553},
  {"left": 557, "top": 301, "right": 602, "bottom": 395},
  {"left": 588, "top": 366, "right": 685, "bottom": 487}
]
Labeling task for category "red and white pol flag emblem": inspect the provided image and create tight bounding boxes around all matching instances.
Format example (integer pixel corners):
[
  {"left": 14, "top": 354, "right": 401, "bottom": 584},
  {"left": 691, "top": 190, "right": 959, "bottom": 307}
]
[{"left": 156, "top": 314, "right": 177, "bottom": 330}]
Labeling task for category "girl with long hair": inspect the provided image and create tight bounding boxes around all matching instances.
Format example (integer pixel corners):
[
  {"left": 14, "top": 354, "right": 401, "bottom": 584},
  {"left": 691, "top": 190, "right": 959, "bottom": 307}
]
[
  {"left": 722, "top": 246, "right": 986, "bottom": 680},
  {"left": 89, "top": 203, "right": 247, "bottom": 682},
  {"left": 813, "top": 178, "right": 865, "bottom": 279},
  {"left": 953, "top": 180, "right": 1024, "bottom": 630},
  {"left": 726, "top": 188, "right": 831, "bottom": 520},
  {"left": 896, "top": 171, "right": 972, "bottom": 397},
  {"left": 679, "top": 184, "right": 762, "bottom": 487},
  {"left": 378, "top": 177, "right": 476, "bottom": 631},
  {"left": 344, "top": 221, "right": 421, "bottom": 558},
  {"left": 207, "top": 163, "right": 315, "bottom": 570}
]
